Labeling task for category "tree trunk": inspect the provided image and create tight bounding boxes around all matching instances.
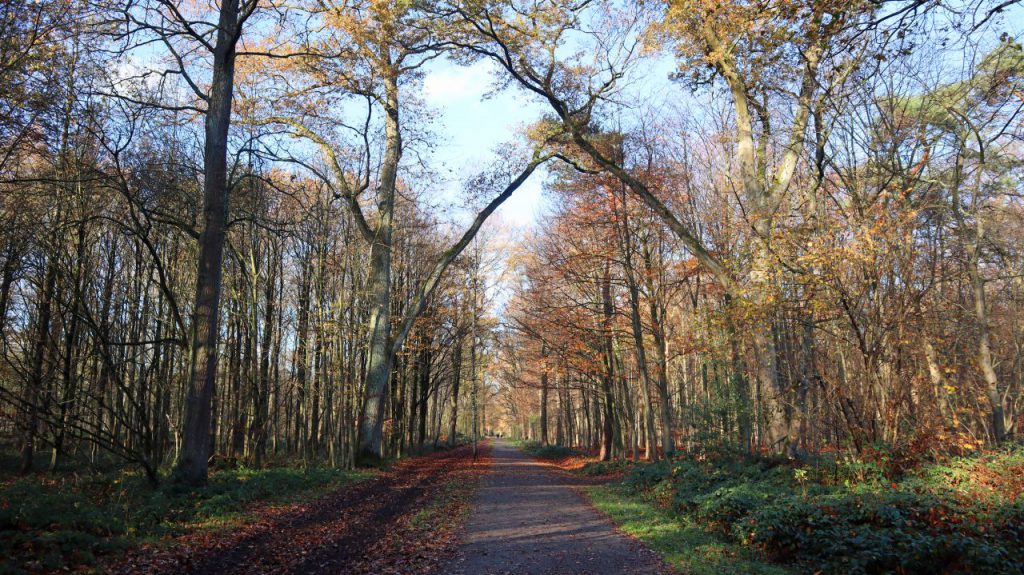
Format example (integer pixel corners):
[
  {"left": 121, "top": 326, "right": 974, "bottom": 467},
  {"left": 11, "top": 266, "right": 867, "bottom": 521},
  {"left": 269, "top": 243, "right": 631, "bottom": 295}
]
[
  {"left": 470, "top": 264, "right": 480, "bottom": 459},
  {"left": 50, "top": 217, "right": 88, "bottom": 472},
  {"left": 0, "top": 241, "right": 19, "bottom": 338},
  {"left": 20, "top": 254, "right": 57, "bottom": 475},
  {"left": 174, "top": 0, "right": 242, "bottom": 487},
  {"left": 621, "top": 235, "right": 657, "bottom": 460},
  {"left": 416, "top": 344, "right": 430, "bottom": 451},
  {"left": 599, "top": 261, "right": 616, "bottom": 461},
  {"left": 640, "top": 241, "right": 676, "bottom": 457},
  {"left": 358, "top": 70, "right": 400, "bottom": 459},
  {"left": 294, "top": 257, "right": 311, "bottom": 454},
  {"left": 971, "top": 217, "right": 1004, "bottom": 441},
  {"left": 252, "top": 245, "right": 276, "bottom": 468},
  {"left": 540, "top": 344, "right": 549, "bottom": 446},
  {"left": 448, "top": 332, "right": 462, "bottom": 447}
]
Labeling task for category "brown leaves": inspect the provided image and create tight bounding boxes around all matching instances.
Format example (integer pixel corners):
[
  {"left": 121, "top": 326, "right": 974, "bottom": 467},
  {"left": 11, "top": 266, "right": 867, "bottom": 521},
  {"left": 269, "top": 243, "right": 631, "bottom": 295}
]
[{"left": 108, "top": 444, "right": 489, "bottom": 575}]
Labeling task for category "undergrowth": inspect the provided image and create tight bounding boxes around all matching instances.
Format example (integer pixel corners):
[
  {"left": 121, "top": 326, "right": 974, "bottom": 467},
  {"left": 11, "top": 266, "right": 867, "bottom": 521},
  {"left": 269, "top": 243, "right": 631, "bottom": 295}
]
[
  {"left": 512, "top": 440, "right": 581, "bottom": 460},
  {"left": 581, "top": 444, "right": 1024, "bottom": 574},
  {"left": 587, "top": 483, "right": 789, "bottom": 575},
  {"left": 0, "top": 464, "right": 368, "bottom": 573}
]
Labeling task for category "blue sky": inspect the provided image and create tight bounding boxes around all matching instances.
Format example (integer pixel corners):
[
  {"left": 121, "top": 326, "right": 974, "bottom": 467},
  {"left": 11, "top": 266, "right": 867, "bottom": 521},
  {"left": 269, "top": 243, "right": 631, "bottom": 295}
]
[
  {"left": 417, "top": 48, "right": 685, "bottom": 232},
  {"left": 420, "top": 59, "right": 549, "bottom": 229},
  {"left": 415, "top": 1, "right": 1024, "bottom": 236}
]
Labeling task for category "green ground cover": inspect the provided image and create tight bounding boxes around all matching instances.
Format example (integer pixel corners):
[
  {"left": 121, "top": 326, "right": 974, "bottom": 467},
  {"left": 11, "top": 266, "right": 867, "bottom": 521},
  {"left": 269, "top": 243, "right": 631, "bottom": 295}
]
[{"left": 579, "top": 445, "right": 1024, "bottom": 574}]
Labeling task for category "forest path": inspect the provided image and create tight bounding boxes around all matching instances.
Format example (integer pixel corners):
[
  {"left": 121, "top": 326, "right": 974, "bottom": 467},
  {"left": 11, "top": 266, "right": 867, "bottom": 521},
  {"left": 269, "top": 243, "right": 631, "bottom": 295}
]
[
  {"left": 441, "top": 439, "right": 667, "bottom": 575},
  {"left": 109, "top": 444, "right": 483, "bottom": 575}
]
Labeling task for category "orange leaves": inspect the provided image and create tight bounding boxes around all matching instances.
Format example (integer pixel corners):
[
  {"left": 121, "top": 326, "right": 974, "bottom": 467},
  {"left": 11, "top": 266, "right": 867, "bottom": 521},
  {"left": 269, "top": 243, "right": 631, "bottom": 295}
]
[{"left": 661, "top": 0, "right": 873, "bottom": 90}]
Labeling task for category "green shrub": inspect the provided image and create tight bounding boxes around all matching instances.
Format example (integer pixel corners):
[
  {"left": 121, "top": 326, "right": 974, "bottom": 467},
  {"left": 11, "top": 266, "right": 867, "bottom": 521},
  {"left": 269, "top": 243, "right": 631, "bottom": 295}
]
[
  {"left": 0, "top": 480, "right": 128, "bottom": 573},
  {"left": 624, "top": 460, "right": 670, "bottom": 488},
  {"left": 602, "top": 447, "right": 1024, "bottom": 574},
  {"left": 580, "top": 459, "right": 635, "bottom": 476},
  {"left": 693, "top": 481, "right": 776, "bottom": 530},
  {"left": 0, "top": 480, "right": 125, "bottom": 536},
  {"left": 739, "top": 490, "right": 1022, "bottom": 574}
]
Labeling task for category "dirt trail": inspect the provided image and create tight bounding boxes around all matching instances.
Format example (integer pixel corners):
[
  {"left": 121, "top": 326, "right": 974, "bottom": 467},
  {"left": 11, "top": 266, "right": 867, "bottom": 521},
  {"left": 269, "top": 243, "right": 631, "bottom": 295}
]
[
  {"left": 441, "top": 439, "right": 667, "bottom": 575},
  {"left": 110, "top": 444, "right": 483, "bottom": 575}
]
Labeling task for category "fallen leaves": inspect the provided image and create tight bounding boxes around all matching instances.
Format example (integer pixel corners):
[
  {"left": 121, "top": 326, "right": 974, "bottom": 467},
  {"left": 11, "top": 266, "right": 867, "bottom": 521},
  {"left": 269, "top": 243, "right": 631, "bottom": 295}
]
[{"left": 107, "top": 443, "right": 491, "bottom": 575}]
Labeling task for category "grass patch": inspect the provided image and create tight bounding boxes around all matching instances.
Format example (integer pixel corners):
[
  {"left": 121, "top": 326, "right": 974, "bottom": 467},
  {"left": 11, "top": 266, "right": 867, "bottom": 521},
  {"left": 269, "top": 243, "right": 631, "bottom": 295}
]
[
  {"left": 0, "top": 465, "right": 370, "bottom": 573},
  {"left": 586, "top": 483, "right": 790, "bottom": 575}
]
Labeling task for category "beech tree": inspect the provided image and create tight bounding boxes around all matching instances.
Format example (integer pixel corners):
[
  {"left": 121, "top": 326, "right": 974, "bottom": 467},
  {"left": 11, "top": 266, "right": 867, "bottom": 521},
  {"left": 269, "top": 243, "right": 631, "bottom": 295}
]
[{"left": 107, "top": 0, "right": 262, "bottom": 485}]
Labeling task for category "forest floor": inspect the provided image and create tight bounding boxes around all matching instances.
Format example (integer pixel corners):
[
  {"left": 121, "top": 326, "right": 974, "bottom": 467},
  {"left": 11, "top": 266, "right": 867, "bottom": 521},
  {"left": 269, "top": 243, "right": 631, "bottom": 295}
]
[
  {"left": 13, "top": 440, "right": 1017, "bottom": 574},
  {"left": 104, "top": 443, "right": 490, "bottom": 575},
  {"left": 439, "top": 438, "right": 668, "bottom": 575}
]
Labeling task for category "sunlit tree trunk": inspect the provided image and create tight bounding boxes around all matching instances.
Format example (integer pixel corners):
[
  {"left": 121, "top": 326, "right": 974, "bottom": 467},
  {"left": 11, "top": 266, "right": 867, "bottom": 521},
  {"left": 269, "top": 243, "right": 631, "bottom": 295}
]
[{"left": 358, "top": 70, "right": 400, "bottom": 459}]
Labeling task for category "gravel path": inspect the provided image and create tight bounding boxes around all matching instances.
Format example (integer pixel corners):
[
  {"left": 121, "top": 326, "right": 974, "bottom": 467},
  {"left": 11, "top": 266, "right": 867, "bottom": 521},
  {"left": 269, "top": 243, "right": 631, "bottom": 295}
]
[{"left": 441, "top": 439, "right": 667, "bottom": 575}]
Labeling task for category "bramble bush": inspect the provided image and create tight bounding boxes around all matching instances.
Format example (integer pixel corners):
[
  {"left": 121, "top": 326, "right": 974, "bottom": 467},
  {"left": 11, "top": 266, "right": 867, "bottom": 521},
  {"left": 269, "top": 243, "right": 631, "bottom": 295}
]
[{"left": 614, "top": 444, "right": 1024, "bottom": 574}]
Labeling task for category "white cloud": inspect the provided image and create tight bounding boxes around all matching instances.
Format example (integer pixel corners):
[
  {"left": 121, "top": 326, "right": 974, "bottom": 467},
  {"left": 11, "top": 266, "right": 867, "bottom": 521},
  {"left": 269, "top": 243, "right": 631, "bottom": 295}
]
[{"left": 422, "top": 61, "right": 493, "bottom": 105}]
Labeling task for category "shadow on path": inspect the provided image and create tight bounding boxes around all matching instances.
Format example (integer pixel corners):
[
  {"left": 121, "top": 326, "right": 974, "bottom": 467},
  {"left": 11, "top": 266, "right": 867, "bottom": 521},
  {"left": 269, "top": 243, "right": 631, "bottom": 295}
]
[
  {"left": 110, "top": 446, "right": 473, "bottom": 575},
  {"left": 441, "top": 439, "right": 667, "bottom": 575}
]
